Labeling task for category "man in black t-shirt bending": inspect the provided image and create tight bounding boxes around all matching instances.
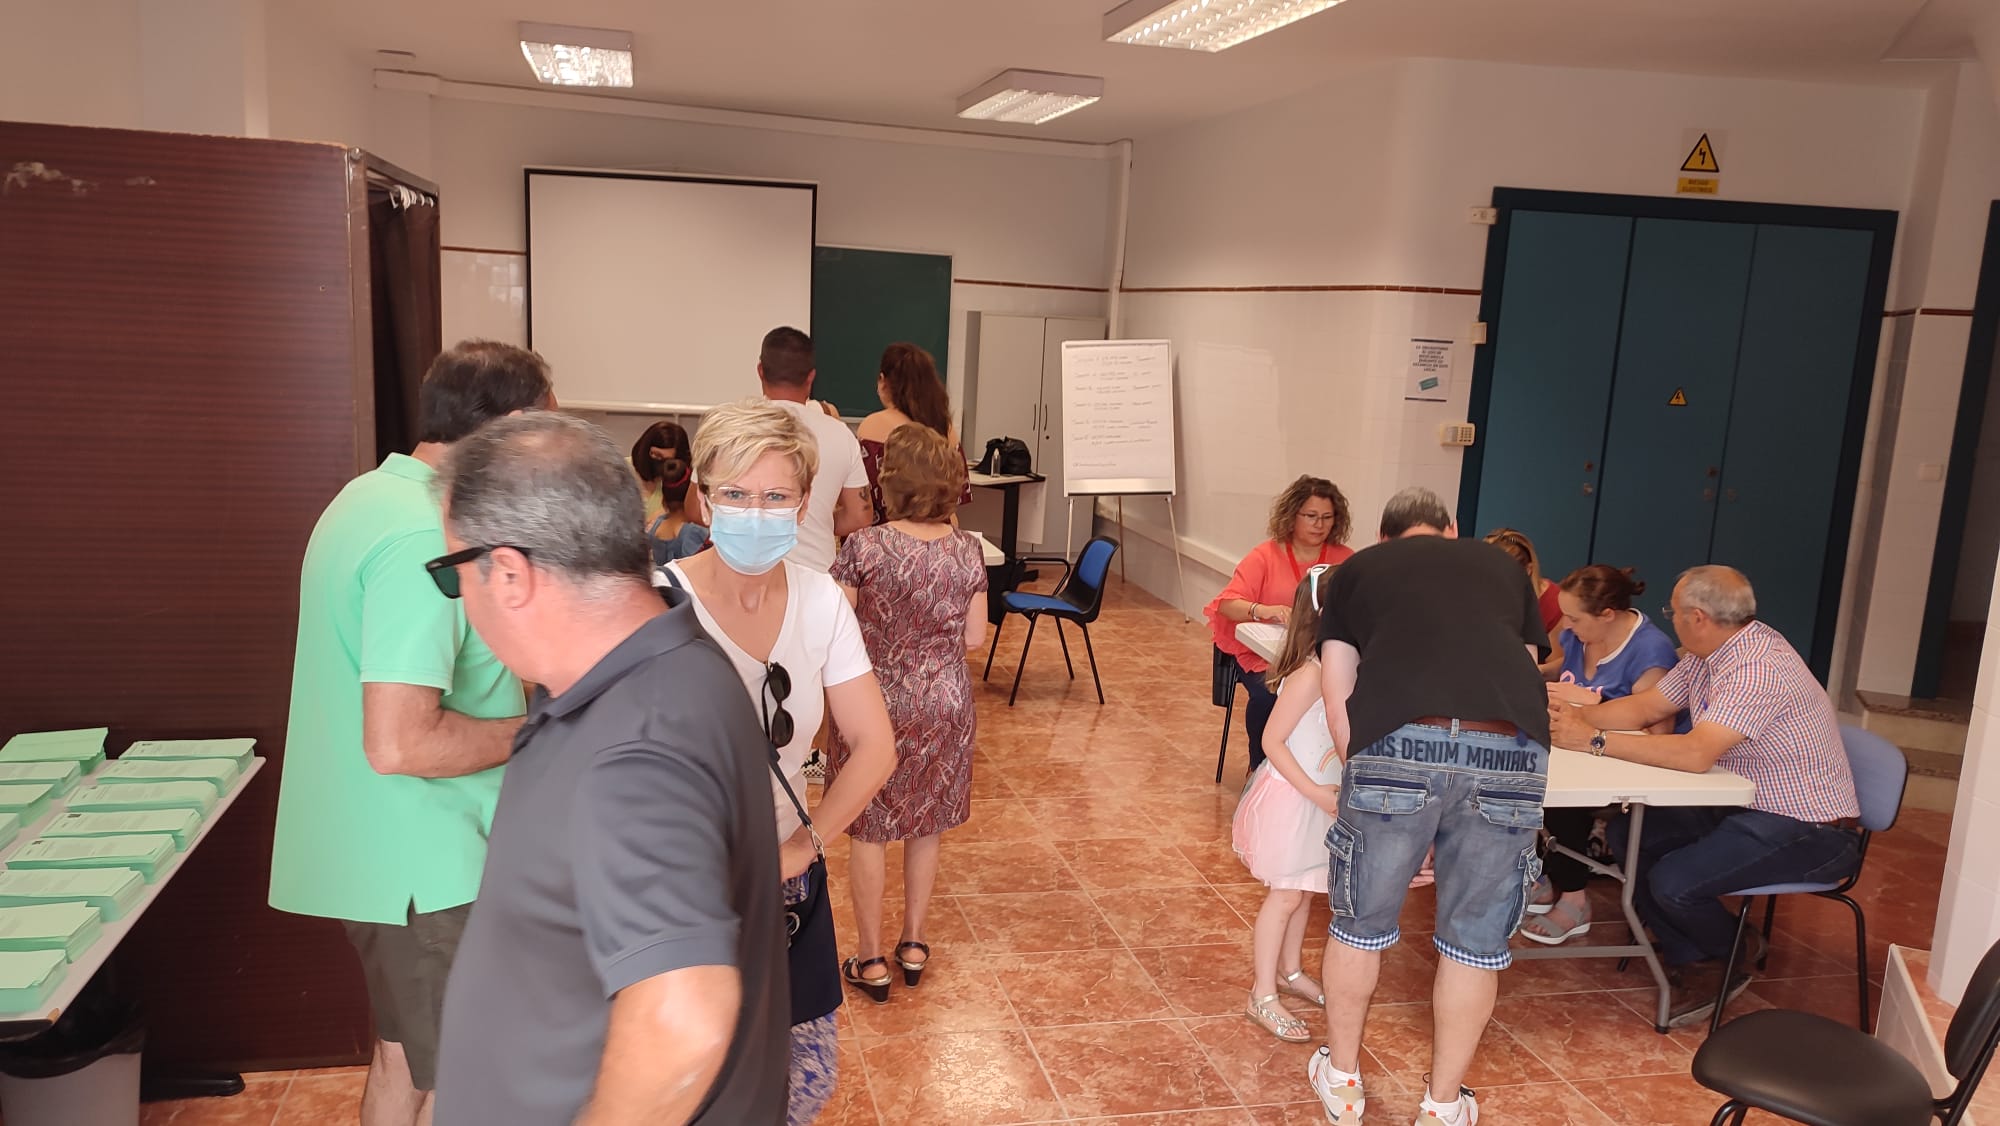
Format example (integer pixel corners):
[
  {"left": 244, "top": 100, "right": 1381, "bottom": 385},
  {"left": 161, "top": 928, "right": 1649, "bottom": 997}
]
[{"left": 1304, "top": 487, "right": 1550, "bottom": 1126}]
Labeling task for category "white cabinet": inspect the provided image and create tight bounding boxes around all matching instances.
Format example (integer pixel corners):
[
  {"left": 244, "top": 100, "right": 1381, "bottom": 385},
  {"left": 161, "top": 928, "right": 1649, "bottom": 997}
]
[{"left": 964, "top": 312, "right": 1107, "bottom": 551}]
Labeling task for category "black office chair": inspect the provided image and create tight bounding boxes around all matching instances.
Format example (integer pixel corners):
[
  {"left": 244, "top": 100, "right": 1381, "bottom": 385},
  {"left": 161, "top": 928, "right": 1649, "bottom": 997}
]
[
  {"left": 982, "top": 536, "right": 1119, "bottom": 707},
  {"left": 1693, "top": 936, "right": 2000, "bottom": 1126},
  {"left": 1212, "top": 646, "right": 1240, "bottom": 782}
]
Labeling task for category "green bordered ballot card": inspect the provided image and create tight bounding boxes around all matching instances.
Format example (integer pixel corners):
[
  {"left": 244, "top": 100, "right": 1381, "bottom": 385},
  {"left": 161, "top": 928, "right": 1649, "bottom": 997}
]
[
  {"left": 119, "top": 739, "right": 254, "bottom": 768},
  {"left": 42, "top": 810, "right": 199, "bottom": 851},
  {"left": 0, "top": 949, "right": 67, "bottom": 1012},
  {"left": 0, "top": 784, "right": 56, "bottom": 824},
  {"left": 0, "top": 903, "right": 103, "bottom": 961},
  {"left": 0, "top": 869, "right": 145, "bottom": 921},
  {"left": 0, "top": 729, "right": 107, "bottom": 769},
  {"left": 9, "top": 835, "right": 177, "bottom": 883},
  {"left": 0, "top": 762, "right": 82, "bottom": 797},
  {"left": 0, "top": 813, "right": 18, "bottom": 850},
  {"left": 95, "top": 758, "right": 238, "bottom": 791},
  {"left": 67, "top": 782, "right": 216, "bottom": 817}
]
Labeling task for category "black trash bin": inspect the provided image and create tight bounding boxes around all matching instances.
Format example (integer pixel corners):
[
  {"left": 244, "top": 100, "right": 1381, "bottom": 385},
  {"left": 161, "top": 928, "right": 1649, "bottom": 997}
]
[{"left": 0, "top": 979, "right": 144, "bottom": 1126}]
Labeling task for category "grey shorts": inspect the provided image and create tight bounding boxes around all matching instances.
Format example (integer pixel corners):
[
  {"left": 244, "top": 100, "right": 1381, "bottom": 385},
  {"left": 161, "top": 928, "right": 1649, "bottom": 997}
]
[
  {"left": 342, "top": 903, "right": 471, "bottom": 1091},
  {"left": 1326, "top": 722, "right": 1547, "bottom": 970}
]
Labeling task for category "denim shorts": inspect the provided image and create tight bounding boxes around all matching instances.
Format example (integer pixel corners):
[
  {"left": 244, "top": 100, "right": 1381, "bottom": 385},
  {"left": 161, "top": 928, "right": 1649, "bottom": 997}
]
[{"left": 1325, "top": 721, "right": 1548, "bottom": 970}]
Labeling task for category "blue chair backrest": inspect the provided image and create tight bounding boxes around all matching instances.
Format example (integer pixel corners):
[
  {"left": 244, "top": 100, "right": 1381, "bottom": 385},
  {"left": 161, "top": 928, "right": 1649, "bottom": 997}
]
[
  {"left": 1058, "top": 536, "right": 1120, "bottom": 619},
  {"left": 1838, "top": 724, "right": 1907, "bottom": 834}
]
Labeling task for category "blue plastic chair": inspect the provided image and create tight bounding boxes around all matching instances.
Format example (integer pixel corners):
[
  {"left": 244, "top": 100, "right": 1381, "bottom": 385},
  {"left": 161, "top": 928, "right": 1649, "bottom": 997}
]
[
  {"left": 1709, "top": 724, "right": 1908, "bottom": 1033},
  {"left": 982, "top": 536, "right": 1119, "bottom": 706}
]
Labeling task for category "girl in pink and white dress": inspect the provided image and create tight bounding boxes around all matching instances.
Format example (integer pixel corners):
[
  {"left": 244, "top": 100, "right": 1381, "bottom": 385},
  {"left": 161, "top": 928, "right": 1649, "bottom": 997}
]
[{"left": 1231, "top": 564, "right": 1344, "bottom": 1043}]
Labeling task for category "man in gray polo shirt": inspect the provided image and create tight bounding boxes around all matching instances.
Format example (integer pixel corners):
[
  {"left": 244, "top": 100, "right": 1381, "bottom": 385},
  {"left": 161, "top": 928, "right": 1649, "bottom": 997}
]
[{"left": 429, "top": 413, "right": 786, "bottom": 1126}]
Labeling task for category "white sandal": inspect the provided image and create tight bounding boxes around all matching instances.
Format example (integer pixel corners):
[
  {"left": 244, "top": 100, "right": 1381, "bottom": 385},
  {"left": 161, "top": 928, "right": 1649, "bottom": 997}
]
[
  {"left": 1279, "top": 968, "right": 1326, "bottom": 1007},
  {"left": 1246, "top": 993, "right": 1311, "bottom": 1042}
]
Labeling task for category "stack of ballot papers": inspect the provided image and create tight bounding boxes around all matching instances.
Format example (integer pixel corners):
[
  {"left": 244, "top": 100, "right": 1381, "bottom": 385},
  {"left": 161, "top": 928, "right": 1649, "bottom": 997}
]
[
  {"left": 43, "top": 810, "right": 200, "bottom": 851},
  {"left": 0, "top": 903, "right": 102, "bottom": 961},
  {"left": 68, "top": 781, "right": 217, "bottom": 816},
  {"left": 0, "top": 949, "right": 67, "bottom": 1012},
  {"left": 0, "top": 729, "right": 108, "bottom": 771},
  {"left": 9, "top": 835, "right": 177, "bottom": 882},
  {"left": 119, "top": 739, "right": 254, "bottom": 769},
  {"left": 0, "top": 812, "right": 18, "bottom": 850},
  {"left": 96, "top": 758, "right": 239, "bottom": 792},
  {"left": 0, "top": 869, "right": 145, "bottom": 921},
  {"left": 0, "top": 783, "right": 56, "bottom": 824},
  {"left": 0, "top": 762, "right": 83, "bottom": 797}
]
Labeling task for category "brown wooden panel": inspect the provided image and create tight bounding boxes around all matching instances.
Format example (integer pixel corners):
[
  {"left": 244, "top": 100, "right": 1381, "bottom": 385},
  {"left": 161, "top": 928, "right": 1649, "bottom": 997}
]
[{"left": 0, "top": 120, "right": 374, "bottom": 1068}]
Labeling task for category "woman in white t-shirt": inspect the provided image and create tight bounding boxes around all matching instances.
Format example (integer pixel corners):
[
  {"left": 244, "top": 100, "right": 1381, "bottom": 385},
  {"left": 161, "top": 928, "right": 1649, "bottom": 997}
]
[{"left": 665, "top": 397, "right": 895, "bottom": 1126}]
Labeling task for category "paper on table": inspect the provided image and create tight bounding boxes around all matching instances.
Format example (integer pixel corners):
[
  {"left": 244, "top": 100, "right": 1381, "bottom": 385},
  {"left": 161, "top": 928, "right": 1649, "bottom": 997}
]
[
  {"left": 42, "top": 810, "right": 200, "bottom": 851},
  {"left": 119, "top": 739, "right": 255, "bottom": 766},
  {"left": 0, "top": 948, "right": 67, "bottom": 1010},
  {"left": 0, "top": 762, "right": 83, "bottom": 797},
  {"left": 0, "top": 903, "right": 103, "bottom": 961},
  {"left": 68, "top": 781, "right": 217, "bottom": 816},
  {"left": 9, "top": 835, "right": 178, "bottom": 882},
  {"left": 0, "top": 783, "right": 55, "bottom": 821},
  {"left": 0, "top": 812, "right": 17, "bottom": 850},
  {"left": 96, "top": 758, "right": 238, "bottom": 790},
  {"left": 0, "top": 869, "right": 146, "bottom": 921},
  {"left": 0, "top": 728, "right": 107, "bottom": 755}
]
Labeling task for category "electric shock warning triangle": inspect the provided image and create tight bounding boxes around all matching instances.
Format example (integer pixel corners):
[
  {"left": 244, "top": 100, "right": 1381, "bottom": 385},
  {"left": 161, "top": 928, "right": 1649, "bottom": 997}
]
[{"left": 1681, "top": 134, "right": 1720, "bottom": 174}]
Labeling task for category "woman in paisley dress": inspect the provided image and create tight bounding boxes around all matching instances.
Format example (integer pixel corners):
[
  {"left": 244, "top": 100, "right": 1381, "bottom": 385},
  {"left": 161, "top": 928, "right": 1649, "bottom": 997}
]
[{"left": 828, "top": 424, "right": 988, "bottom": 1000}]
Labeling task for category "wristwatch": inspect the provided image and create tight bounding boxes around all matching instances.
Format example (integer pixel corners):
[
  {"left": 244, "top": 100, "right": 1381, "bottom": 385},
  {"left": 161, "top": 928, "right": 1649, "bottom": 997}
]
[{"left": 1589, "top": 730, "right": 1607, "bottom": 756}]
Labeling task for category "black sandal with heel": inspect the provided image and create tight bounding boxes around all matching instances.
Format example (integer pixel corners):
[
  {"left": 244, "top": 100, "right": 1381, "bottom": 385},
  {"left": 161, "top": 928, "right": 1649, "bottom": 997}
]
[
  {"left": 895, "top": 941, "right": 931, "bottom": 988},
  {"left": 842, "top": 957, "right": 891, "bottom": 1004}
]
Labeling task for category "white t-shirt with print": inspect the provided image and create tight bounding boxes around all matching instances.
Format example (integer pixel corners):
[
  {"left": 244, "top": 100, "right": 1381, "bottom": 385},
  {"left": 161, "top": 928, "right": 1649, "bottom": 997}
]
[
  {"left": 769, "top": 398, "right": 868, "bottom": 573},
  {"left": 665, "top": 559, "right": 873, "bottom": 840}
]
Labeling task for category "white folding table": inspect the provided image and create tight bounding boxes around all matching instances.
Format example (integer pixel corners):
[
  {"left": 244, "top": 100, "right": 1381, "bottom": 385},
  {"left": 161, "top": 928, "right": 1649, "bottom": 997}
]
[{"left": 1233, "top": 619, "right": 1753, "bottom": 1030}]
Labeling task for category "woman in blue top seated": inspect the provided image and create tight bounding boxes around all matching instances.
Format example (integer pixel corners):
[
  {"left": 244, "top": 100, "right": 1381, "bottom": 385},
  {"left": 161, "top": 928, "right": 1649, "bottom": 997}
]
[{"left": 1524, "top": 564, "right": 1683, "bottom": 946}]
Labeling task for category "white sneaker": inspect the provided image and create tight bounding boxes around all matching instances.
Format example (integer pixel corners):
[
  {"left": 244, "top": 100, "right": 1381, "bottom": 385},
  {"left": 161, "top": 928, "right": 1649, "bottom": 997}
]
[
  {"left": 1307, "top": 1046, "right": 1366, "bottom": 1125},
  {"left": 1414, "top": 1085, "right": 1479, "bottom": 1125}
]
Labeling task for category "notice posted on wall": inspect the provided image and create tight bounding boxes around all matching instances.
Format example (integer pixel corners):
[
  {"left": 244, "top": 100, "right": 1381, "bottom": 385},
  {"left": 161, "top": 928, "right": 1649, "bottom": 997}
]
[{"left": 1405, "top": 338, "right": 1453, "bottom": 402}]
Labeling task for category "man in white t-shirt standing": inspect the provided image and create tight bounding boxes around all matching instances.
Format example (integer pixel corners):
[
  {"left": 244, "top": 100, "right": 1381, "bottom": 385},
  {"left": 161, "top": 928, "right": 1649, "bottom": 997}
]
[{"left": 756, "top": 326, "right": 871, "bottom": 571}]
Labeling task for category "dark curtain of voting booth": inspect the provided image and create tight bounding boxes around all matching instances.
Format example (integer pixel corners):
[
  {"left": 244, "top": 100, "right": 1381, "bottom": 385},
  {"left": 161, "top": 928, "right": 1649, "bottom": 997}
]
[{"left": 0, "top": 120, "right": 435, "bottom": 1068}]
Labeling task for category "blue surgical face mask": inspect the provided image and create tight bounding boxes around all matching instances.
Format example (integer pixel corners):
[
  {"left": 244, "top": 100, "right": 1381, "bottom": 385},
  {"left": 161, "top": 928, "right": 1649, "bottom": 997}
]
[{"left": 708, "top": 504, "right": 798, "bottom": 575}]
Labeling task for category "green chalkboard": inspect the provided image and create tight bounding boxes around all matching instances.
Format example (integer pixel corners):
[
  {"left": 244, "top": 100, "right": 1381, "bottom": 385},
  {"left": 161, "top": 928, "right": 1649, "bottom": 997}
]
[{"left": 810, "top": 246, "right": 952, "bottom": 417}]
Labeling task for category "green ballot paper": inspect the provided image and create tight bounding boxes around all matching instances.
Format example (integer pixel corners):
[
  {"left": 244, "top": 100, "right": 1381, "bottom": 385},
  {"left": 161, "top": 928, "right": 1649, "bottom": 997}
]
[
  {"left": 0, "top": 783, "right": 55, "bottom": 823},
  {"left": 0, "top": 812, "right": 18, "bottom": 850},
  {"left": 119, "top": 739, "right": 255, "bottom": 767},
  {"left": 67, "top": 781, "right": 217, "bottom": 816},
  {"left": 0, "top": 762, "right": 83, "bottom": 797},
  {"left": 96, "top": 758, "right": 237, "bottom": 791},
  {"left": 0, "top": 949, "right": 67, "bottom": 1012},
  {"left": 0, "top": 903, "right": 103, "bottom": 961},
  {"left": 0, "top": 869, "right": 146, "bottom": 921},
  {"left": 9, "top": 835, "right": 177, "bottom": 882},
  {"left": 42, "top": 810, "right": 200, "bottom": 851},
  {"left": 0, "top": 729, "right": 107, "bottom": 768}
]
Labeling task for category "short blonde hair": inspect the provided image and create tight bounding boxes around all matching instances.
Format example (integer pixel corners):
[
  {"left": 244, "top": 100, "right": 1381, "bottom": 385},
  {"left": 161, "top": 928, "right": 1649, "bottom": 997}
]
[
  {"left": 693, "top": 398, "right": 819, "bottom": 496},
  {"left": 881, "top": 423, "right": 964, "bottom": 524}
]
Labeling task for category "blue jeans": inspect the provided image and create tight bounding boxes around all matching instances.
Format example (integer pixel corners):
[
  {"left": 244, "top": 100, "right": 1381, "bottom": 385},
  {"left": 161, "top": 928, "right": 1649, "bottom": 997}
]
[
  {"left": 1609, "top": 806, "right": 1862, "bottom": 967},
  {"left": 1326, "top": 722, "right": 1548, "bottom": 970},
  {"left": 1238, "top": 656, "right": 1277, "bottom": 772}
]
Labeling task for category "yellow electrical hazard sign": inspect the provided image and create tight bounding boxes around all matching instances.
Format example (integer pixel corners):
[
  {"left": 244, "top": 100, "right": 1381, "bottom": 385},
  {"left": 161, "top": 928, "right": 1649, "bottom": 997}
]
[
  {"left": 1669, "top": 388, "right": 1689, "bottom": 406},
  {"left": 1681, "top": 133, "right": 1720, "bottom": 174}
]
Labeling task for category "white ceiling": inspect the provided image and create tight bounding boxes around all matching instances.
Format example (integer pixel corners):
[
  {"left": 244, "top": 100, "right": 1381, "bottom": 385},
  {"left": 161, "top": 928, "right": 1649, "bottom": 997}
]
[{"left": 306, "top": 0, "right": 1958, "bottom": 143}]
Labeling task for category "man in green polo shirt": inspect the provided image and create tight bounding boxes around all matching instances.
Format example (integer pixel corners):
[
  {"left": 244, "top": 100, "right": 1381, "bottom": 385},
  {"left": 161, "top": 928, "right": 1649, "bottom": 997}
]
[{"left": 271, "top": 340, "right": 553, "bottom": 1126}]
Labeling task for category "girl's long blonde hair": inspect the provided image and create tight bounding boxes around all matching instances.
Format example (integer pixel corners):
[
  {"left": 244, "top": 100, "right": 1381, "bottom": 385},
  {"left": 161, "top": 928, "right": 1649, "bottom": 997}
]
[{"left": 1265, "top": 564, "right": 1340, "bottom": 691}]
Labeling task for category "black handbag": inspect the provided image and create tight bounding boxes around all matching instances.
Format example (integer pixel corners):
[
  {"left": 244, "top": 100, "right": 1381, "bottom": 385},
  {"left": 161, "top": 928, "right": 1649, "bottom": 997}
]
[
  {"left": 975, "top": 436, "right": 1034, "bottom": 476},
  {"left": 769, "top": 755, "right": 842, "bottom": 1026}
]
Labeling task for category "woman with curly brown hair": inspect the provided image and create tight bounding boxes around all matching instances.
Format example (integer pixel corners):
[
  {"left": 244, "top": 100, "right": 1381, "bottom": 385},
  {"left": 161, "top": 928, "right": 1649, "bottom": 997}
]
[{"left": 1203, "top": 475, "right": 1353, "bottom": 771}]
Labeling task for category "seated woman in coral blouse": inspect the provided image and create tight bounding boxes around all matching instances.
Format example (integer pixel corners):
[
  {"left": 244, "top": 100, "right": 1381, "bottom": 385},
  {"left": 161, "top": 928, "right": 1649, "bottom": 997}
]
[{"left": 1203, "top": 475, "right": 1354, "bottom": 772}]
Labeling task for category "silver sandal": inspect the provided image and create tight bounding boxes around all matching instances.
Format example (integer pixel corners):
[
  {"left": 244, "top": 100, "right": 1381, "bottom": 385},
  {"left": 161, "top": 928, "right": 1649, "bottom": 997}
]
[
  {"left": 1246, "top": 993, "right": 1311, "bottom": 1042},
  {"left": 1279, "top": 969, "right": 1325, "bottom": 1007}
]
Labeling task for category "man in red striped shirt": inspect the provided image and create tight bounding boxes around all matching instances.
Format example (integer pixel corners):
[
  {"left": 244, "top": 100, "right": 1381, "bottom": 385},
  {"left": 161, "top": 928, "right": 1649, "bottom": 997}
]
[{"left": 1549, "top": 565, "right": 1860, "bottom": 1027}]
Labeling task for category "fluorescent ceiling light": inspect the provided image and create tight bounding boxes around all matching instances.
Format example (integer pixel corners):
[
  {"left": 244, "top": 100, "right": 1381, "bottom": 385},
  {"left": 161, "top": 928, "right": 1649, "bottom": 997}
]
[
  {"left": 519, "top": 22, "right": 634, "bottom": 87},
  {"left": 956, "top": 69, "right": 1104, "bottom": 124},
  {"left": 1103, "top": 0, "right": 1346, "bottom": 52}
]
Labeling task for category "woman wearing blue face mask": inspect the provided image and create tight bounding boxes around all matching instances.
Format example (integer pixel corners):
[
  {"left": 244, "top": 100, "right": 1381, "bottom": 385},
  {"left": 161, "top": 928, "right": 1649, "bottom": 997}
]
[{"left": 663, "top": 398, "right": 896, "bottom": 1126}]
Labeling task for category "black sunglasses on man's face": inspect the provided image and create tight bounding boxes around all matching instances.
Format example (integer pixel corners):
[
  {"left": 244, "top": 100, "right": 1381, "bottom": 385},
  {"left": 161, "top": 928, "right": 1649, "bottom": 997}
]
[{"left": 424, "top": 544, "right": 530, "bottom": 599}]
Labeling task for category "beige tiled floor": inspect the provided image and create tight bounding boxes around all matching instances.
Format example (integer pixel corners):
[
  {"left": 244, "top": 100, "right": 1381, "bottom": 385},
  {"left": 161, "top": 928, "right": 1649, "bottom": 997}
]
[{"left": 142, "top": 576, "right": 1954, "bottom": 1124}]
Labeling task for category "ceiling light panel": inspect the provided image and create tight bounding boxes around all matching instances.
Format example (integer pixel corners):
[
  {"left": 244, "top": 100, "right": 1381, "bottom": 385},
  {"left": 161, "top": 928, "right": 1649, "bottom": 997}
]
[
  {"left": 1103, "top": 0, "right": 1346, "bottom": 52},
  {"left": 519, "top": 22, "right": 634, "bottom": 87},
  {"left": 956, "top": 69, "right": 1104, "bottom": 124}
]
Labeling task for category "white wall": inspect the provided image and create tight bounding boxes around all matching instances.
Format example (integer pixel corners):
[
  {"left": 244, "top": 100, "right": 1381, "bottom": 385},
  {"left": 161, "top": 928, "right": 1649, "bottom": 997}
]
[
  {"left": 1117, "top": 53, "right": 1936, "bottom": 701},
  {"left": 0, "top": 1, "right": 142, "bottom": 129}
]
